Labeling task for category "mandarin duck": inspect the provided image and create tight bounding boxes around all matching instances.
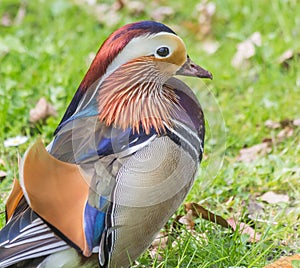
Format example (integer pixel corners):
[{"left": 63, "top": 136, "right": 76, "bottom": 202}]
[{"left": 0, "top": 21, "right": 212, "bottom": 268}]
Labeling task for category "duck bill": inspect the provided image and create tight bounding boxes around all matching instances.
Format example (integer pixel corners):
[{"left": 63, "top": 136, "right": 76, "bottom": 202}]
[{"left": 176, "top": 57, "right": 213, "bottom": 79}]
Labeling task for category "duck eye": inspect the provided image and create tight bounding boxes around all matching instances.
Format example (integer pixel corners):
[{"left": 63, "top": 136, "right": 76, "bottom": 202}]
[{"left": 156, "top": 46, "right": 170, "bottom": 57}]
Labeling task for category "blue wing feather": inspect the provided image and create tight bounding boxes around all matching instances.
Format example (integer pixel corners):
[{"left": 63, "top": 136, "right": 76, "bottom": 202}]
[
  {"left": 84, "top": 202, "right": 106, "bottom": 250},
  {"left": 50, "top": 112, "right": 159, "bottom": 257},
  {"left": 50, "top": 113, "right": 157, "bottom": 163}
]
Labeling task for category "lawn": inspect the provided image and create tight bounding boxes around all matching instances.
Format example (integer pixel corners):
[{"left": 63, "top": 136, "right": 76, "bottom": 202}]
[{"left": 0, "top": 0, "right": 299, "bottom": 267}]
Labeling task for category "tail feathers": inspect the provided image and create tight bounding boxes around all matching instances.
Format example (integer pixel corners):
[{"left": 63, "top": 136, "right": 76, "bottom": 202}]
[
  {"left": 0, "top": 198, "right": 70, "bottom": 267},
  {"left": 1, "top": 197, "right": 38, "bottom": 245},
  {"left": 0, "top": 238, "right": 69, "bottom": 268}
]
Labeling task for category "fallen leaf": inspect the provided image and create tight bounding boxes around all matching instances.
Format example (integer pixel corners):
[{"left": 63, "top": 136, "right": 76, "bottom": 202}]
[
  {"left": 97, "top": 4, "right": 120, "bottom": 27},
  {"left": 29, "top": 97, "right": 57, "bottom": 123},
  {"left": 227, "top": 218, "right": 261, "bottom": 242},
  {"left": 277, "top": 127, "right": 294, "bottom": 142},
  {"left": 202, "top": 40, "right": 220, "bottom": 54},
  {"left": 293, "top": 118, "right": 300, "bottom": 126},
  {"left": 278, "top": 49, "right": 300, "bottom": 69},
  {"left": 265, "top": 118, "right": 300, "bottom": 129},
  {"left": 260, "top": 191, "right": 289, "bottom": 204},
  {"left": 196, "top": 0, "right": 216, "bottom": 37},
  {"left": 265, "top": 119, "right": 281, "bottom": 129},
  {"left": 114, "top": 0, "right": 125, "bottom": 11},
  {"left": 1, "top": 3, "right": 26, "bottom": 27},
  {"left": 149, "top": 231, "right": 168, "bottom": 260},
  {"left": 14, "top": 3, "right": 26, "bottom": 26},
  {"left": 76, "top": 2, "right": 121, "bottom": 27},
  {"left": 278, "top": 49, "right": 294, "bottom": 64},
  {"left": 0, "top": 170, "right": 7, "bottom": 178},
  {"left": 178, "top": 210, "right": 195, "bottom": 230},
  {"left": 148, "top": 248, "right": 163, "bottom": 261},
  {"left": 280, "top": 118, "right": 294, "bottom": 128},
  {"left": 247, "top": 198, "right": 265, "bottom": 219},
  {"left": 1, "top": 13, "right": 12, "bottom": 27},
  {"left": 231, "top": 32, "right": 262, "bottom": 68},
  {"left": 264, "top": 254, "right": 300, "bottom": 268},
  {"left": 237, "top": 142, "right": 272, "bottom": 163},
  {"left": 264, "top": 118, "right": 298, "bottom": 143},
  {"left": 184, "top": 202, "right": 231, "bottom": 229},
  {"left": 183, "top": 202, "right": 262, "bottom": 243},
  {"left": 150, "top": 6, "right": 174, "bottom": 21},
  {"left": 84, "top": 0, "right": 96, "bottom": 5},
  {"left": 247, "top": 198, "right": 279, "bottom": 224},
  {"left": 249, "top": 31, "right": 262, "bottom": 46},
  {"left": 126, "top": 1, "right": 145, "bottom": 15},
  {"left": 151, "top": 231, "right": 168, "bottom": 249}
]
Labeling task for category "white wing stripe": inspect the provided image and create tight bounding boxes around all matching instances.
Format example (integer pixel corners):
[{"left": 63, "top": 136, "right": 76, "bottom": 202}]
[
  {"left": 0, "top": 243, "right": 69, "bottom": 267},
  {"left": 20, "top": 218, "right": 44, "bottom": 232},
  {"left": 163, "top": 122, "right": 200, "bottom": 157},
  {"left": 11, "top": 225, "right": 51, "bottom": 243},
  {"left": 170, "top": 118, "right": 202, "bottom": 147},
  {"left": 117, "top": 134, "right": 157, "bottom": 158},
  {"left": 5, "top": 233, "right": 55, "bottom": 248}
]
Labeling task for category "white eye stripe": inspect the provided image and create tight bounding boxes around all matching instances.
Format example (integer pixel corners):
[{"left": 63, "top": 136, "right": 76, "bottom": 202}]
[
  {"left": 107, "top": 33, "right": 180, "bottom": 75},
  {"left": 76, "top": 33, "right": 186, "bottom": 113}
]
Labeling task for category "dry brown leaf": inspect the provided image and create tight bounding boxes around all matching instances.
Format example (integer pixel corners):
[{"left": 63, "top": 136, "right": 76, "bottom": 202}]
[
  {"left": 250, "top": 32, "right": 262, "bottom": 46},
  {"left": 14, "top": 4, "right": 26, "bottom": 26},
  {"left": 265, "top": 119, "right": 281, "bottom": 129},
  {"left": 260, "top": 191, "right": 289, "bottom": 204},
  {"left": 29, "top": 97, "right": 57, "bottom": 123},
  {"left": 293, "top": 118, "right": 300, "bottom": 126},
  {"left": 1, "top": 13, "right": 12, "bottom": 27},
  {"left": 277, "top": 127, "right": 294, "bottom": 142},
  {"left": 1, "top": 3, "right": 26, "bottom": 27},
  {"left": 247, "top": 194, "right": 293, "bottom": 225},
  {"left": 94, "top": 4, "right": 121, "bottom": 27},
  {"left": 151, "top": 231, "right": 168, "bottom": 249},
  {"left": 74, "top": 2, "right": 121, "bottom": 27},
  {"left": 184, "top": 202, "right": 231, "bottom": 229},
  {"left": 150, "top": 6, "right": 174, "bottom": 21},
  {"left": 278, "top": 49, "right": 300, "bottom": 69},
  {"left": 0, "top": 170, "right": 7, "bottom": 178},
  {"left": 264, "top": 254, "right": 300, "bottom": 268},
  {"left": 227, "top": 218, "right": 261, "bottom": 242},
  {"left": 280, "top": 118, "right": 294, "bottom": 128},
  {"left": 196, "top": 0, "right": 216, "bottom": 37},
  {"left": 114, "top": 0, "right": 125, "bottom": 10},
  {"left": 231, "top": 32, "right": 262, "bottom": 68},
  {"left": 265, "top": 118, "right": 300, "bottom": 130},
  {"left": 149, "top": 231, "right": 168, "bottom": 260},
  {"left": 149, "top": 248, "right": 163, "bottom": 261},
  {"left": 184, "top": 203, "right": 262, "bottom": 243},
  {"left": 126, "top": 1, "right": 145, "bottom": 15},
  {"left": 237, "top": 142, "right": 272, "bottom": 163},
  {"left": 247, "top": 198, "right": 265, "bottom": 219},
  {"left": 178, "top": 210, "right": 195, "bottom": 230},
  {"left": 278, "top": 49, "right": 294, "bottom": 64},
  {"left": 202, "top": 41, "right": 220, "bottom": 55}
]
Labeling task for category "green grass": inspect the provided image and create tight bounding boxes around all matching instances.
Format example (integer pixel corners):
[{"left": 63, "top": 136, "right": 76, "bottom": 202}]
[{"left": 0, "top": 0, "right": 299, "bottom": 267}]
